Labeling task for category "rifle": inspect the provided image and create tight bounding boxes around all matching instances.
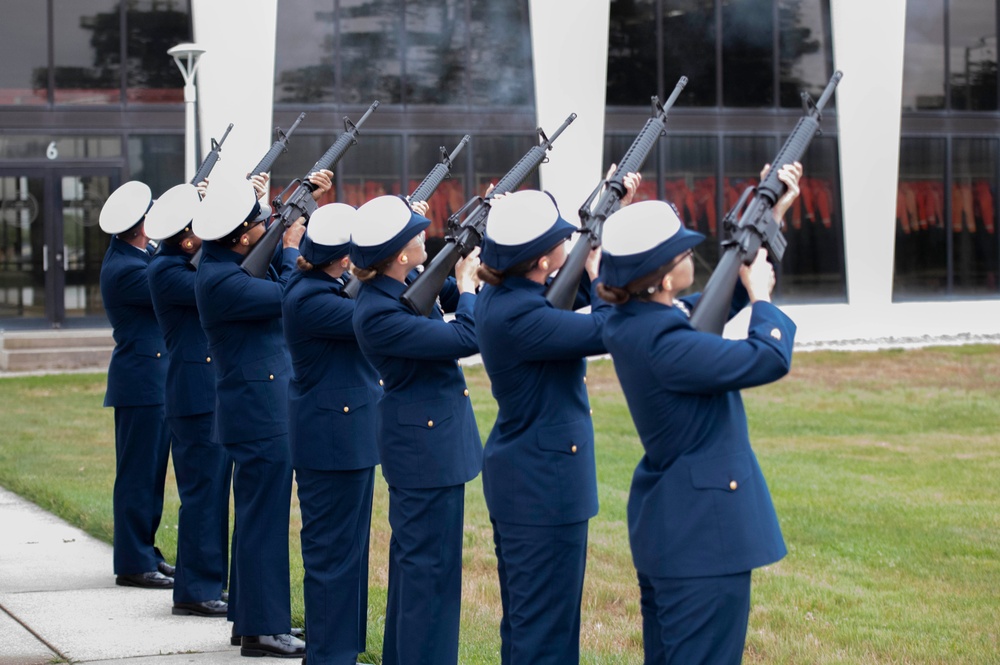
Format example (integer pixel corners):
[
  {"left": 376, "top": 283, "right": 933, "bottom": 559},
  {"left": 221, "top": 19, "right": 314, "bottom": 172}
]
[
  {"left": 689, "top": 71, "right": 843, "bottom": 335},
  {"left": 400, "top": 114, "right": 577, "bottom": 316},
  {"left": 545, "top": 77, "right": 688, "bottom": 310},
  {"left": 344, "top": 134, "right": 470, "bottom": 299},
  {"left": 191, "top": 123, "right": 234, "bottom": 187},
  {"left": 190, "top": 114, "right": 305, "bottom": 269},
  {"left": 242, "top": 101, "right": 379, "bottom": 279}
]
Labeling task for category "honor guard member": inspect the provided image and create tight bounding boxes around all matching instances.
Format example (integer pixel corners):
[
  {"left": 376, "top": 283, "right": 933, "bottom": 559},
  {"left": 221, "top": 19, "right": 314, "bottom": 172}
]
[
  {"left": 350, "top": 195, "right": 482, "bottom": 665},
  {"left": 282, "top": 203, "right": 381, "bottom": 665},
  {"left": 597, "top": 162, "right": 801, "bottom": 665},
  {"left": 145, "top": 182, "right": 229, "bottom": 617},
  {"left": 473, "top": 181, "right": 635, "bottom": 664},
  {"left": 98, "top": 181, "right": 174, "bottom": 589},
  {"left": 192, "top": 173, "right": 309, "bottom": 658}
]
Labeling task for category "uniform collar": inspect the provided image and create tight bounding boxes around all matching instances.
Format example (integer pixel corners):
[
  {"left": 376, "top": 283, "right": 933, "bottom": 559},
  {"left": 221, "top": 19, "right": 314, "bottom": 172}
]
[
  {"left": 369, "top": 273, "right": 407, "bottom": 299},
  {"left": 203, "top": 240, "right": 244, "bottom": 264}
]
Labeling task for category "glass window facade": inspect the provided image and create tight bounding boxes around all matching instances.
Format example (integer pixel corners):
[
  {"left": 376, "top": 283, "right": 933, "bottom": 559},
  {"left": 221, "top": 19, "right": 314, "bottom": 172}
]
[
  {"left": 0, "top": 1, "right": 192, "bottom": 108},
  {"left": 607, "top": 0, "right": 843, "bottom": 301},
  {"left": 0, "top": 4, "right": 49, "bottom": 105},
  {"left": 274, "top": 0, "right": 534, "bottom": 108},
  {"left": 897, "top": 0, "right": 1000, "bottom": 299},
  {"left": 608, "top": 0, "right": 835, "bottom": 109}
]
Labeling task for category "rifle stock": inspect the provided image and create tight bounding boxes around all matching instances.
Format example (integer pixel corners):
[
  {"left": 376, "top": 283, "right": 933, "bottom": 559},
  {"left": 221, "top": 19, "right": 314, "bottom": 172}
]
[
  {"left": 241, "top": 101, "right": 379, "bottom": 279},
  {"left": 545, "top": 77, "right": 688, "bottom": 310},
  {"left": 344, "top": 134, "right": 470, "bottom": 300},
  {"left": 400, "top": 113, "right": 577, "bottom": 316},
  {"left": 689, "top": 70, "right": 842, "bottom": 335}
]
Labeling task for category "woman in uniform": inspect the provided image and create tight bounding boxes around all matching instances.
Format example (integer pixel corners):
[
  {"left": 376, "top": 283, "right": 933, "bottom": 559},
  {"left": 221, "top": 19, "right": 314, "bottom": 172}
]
[
  {"left": 98, "top": 181, "right": 173, "bottom": 590},
  {"left": 472, "top": 176, "right": 637, "bottom": 664},
  {"left": 192, "top": 172, "right": 322, "bottom": 658},
  {"left": 145, "top": 181, "right": 229, "bottom": 618},
  {"left": 597, "top": 162, "right": 801, "bottom": 665},
  {"left": 281, "top": 202, "right": 380, "bottom": 665},
  {"left": 349, "top": 195, "right": 481, "bottom": 665}
]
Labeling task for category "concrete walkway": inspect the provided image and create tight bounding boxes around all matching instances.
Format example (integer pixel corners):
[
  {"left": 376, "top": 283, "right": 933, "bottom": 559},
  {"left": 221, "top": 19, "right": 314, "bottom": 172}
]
[{"left": 0, "top": 486, "right": 242, "bottom": 665}]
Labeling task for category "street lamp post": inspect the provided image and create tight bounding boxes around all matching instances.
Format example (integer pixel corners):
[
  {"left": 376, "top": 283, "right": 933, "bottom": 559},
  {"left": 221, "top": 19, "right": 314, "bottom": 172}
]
[{"left": 168, "top": 43, "right": 207, "bottom": 183}]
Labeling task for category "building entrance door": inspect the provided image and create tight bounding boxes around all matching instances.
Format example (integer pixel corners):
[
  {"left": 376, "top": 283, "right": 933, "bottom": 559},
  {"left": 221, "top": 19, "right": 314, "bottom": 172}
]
[{"left": 0, "top": 168, "right": 120, "bottom": 327}]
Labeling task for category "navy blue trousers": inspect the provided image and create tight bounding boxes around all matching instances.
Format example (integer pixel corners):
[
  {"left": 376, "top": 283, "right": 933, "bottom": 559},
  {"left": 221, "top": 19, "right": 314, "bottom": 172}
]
[
  {"left": 382, "top": 484, "right": 465, "bottom": 665},
  {"left": 168, "top": 413, "right": 230, "bottom": 603},
  {"left": 112, "top": 404, "right": 171, "bottom": 575},
  {"left": 224, "top": 434, "right": 293, "bottom": 636},
  {"left": 492, "top": 519, "right": 589, "bottom": 665},
  {"left": 297, "top": 466, "right": 375, "bottom": 665},
  {"left": 638, "top": 571, "right": 752, "bottom": 665}
]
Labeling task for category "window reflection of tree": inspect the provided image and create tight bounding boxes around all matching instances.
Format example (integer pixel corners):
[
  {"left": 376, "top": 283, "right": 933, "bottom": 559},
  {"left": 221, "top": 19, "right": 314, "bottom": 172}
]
[{"left": 31, "top": 2, "right": 190, "bottom": 103}]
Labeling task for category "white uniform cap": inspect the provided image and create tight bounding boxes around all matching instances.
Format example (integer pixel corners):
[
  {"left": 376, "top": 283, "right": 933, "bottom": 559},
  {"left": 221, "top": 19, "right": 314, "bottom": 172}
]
[
  {"left": 191, "top": 174, "right": 263, "bottom": 241},
  {"left": 307, "top": 203, "right": 355, "bottom": 247},
  {"left": 99, "top": 181, "right": 152, "bottom": 235},
  {"left": 143, "top": 183, "right": 201, "bottom": 241}
]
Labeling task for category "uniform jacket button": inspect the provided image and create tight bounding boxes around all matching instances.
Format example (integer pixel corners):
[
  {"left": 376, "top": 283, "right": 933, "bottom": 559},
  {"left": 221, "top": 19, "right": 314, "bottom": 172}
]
[
  {"left": 571, "top": 444, "right": 578, "bottom": 454},
  {"left": 379, "top": 379, "right": 384, "bottom": 386},
  {"left": 589, "top": 408, "right": 593, "bottom": 415},
  {"left": 729, "top": 480, "right": 738, "bottom": 491},
  {"left": 583, "top": 376, "right": 588, "bottom": 384},
  {"left": 427, "top": 420, "right": 434, "bottom": 428},
  {"left": 463, "top": 389, "right": 469, "bottom": 397},
  {"left": 268, "top": 374, "right": 274, "bottom": 380},
  {"left": 206, "top": 356, "right": 211, "bottom": 363},
  {"left": 770, "top": 328, "right": 782, "bottom": 340},
  {"left": 156, "top": 352, "right": 161, "bottom": 358},
  {"left": 343, "top": 406, "right": 350, "bottom": 413}
]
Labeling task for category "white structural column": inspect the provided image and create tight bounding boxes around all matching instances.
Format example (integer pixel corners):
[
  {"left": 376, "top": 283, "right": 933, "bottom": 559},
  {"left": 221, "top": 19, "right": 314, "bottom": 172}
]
[
  {"left": 528, "top": 0, "right": 612, "bottom": 219},
  {"left": 191, "top": 0, "right": 279, "bottom": 184}
]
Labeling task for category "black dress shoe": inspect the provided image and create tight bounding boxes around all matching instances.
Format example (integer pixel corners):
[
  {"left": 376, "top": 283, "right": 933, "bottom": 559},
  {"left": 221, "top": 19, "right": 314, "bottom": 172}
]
[
  {"left": 115, "top": 571, "right": 174, "bottom": 589},
  {"left": 172, "top": 599, "right": 228, "bottom": 617},
  {"left": 157, "top": 561, "right": 176, "bottom": 576},
  {"left": 232, "top": 627, "right": 303, "bottom": 647},
  {"left": 240, "top": 633, "right": 306, "bottom": 658}
]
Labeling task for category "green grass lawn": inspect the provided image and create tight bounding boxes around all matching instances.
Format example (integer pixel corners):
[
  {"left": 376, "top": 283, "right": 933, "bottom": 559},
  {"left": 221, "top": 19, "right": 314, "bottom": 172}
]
[{"left": 1, "top": 346, "right": 998, "bottom": 664}]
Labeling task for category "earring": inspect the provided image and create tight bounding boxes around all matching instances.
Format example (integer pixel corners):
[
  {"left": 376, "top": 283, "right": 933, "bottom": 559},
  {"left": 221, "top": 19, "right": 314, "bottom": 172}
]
[
  {"left": 665, "top": 278, "right": 673, "bottom": 292},
  {"left": 400, "top": 255, "right": 409, "bottom": 265},
  {"left": 183, "top": 239, "right": 193, "bottom": 249},
  {"left": 540, "top": 259, "right": 549, "bottom": 272},
  {"left": 241, "top": 236, "right": 249, "bottom": 246}
]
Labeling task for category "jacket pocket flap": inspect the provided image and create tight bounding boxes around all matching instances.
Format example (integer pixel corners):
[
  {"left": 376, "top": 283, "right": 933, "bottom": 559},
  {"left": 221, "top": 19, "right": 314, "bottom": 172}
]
[
  {"left": 241, "top": 354, "right": 285, "bottom": 382},
  {"left": 134, "top": 338, "right": 165, "bottom": 359},
  {"left": 317, "top": 386, "right": 371, "bottom": 414},
  {"left": 397, "top": 398, "right": 453, "bottom": 429},
  {"left": 689, "top": 453, "right": 752, "bottom": 491},
  {"left": 536, "top": 419, "right": 592, "bottom": 454}
]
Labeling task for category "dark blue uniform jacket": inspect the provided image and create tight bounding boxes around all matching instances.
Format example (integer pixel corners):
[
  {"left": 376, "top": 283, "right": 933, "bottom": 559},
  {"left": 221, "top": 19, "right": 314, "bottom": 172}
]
[
  {"left": 147, "top": 244, "right": 214, "bottom": 418},
  {"left": 603, "top": 293, "right": 795, "bottom": 578},
  {"left": 282, "top": 270, "right": 381, "bottom": 471},
  {"left": 101, "top": 236, "right": 167, "bottom": 407},
  {"left": 194, "top": 241, "right": 297, "bottom": 444},
  {"left": 474, "top": 277, "right": 609, "bottom": 526},
  {"left": 352, "top": 274, "right": 482, "bottom": 489}
]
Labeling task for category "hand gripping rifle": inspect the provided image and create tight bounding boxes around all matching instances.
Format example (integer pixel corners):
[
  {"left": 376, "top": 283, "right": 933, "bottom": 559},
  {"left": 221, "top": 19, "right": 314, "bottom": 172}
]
[
  {"left": 400, "top": 114, "right": 577, "bottom": 316},
  {"left": 241, "top": 101, "right": 379, "bottom": 279},
  {"left": 689, "top": 71, "right": 842, "bottom": 335},
  {"left": 189, "top": 114, "right": 305, "bottom": 269},
  {"left": 343, "top": 134, "right": 470, "bottom": 299},
  {"left": 545, "top": 77, "right": 688, "bottom": 310}
]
